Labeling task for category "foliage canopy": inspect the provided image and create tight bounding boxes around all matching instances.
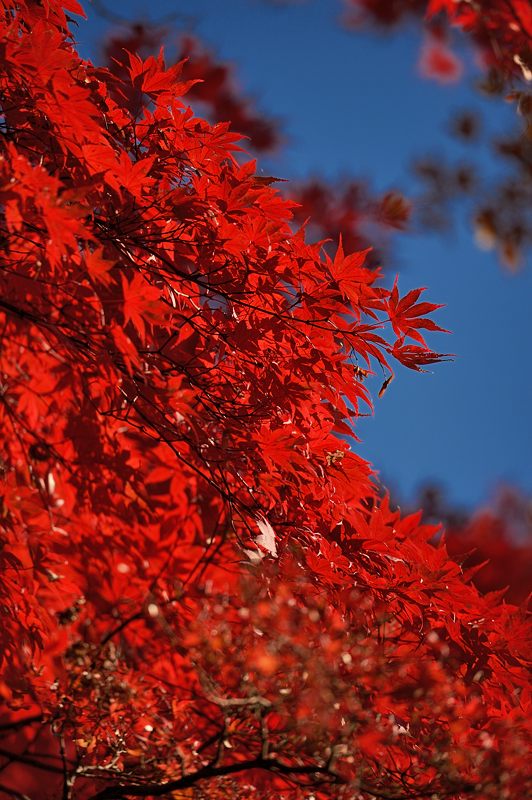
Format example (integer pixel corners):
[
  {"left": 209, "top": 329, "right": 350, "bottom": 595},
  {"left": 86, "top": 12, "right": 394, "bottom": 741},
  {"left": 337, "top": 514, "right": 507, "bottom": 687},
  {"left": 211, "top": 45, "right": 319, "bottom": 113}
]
[{"left": 0, "top": 2, "right": 530, "bottom": 799}]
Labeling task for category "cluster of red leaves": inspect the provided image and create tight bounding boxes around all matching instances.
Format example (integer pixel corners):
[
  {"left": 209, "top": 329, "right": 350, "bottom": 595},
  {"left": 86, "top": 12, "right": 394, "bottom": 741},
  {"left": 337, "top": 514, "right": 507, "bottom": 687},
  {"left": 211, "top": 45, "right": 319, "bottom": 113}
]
[
  {"left": 347, "top": 0, "right": 532, "bottom": 81},
  {"left": 104, "top": 26, "right": 410, "bottom": 262},
  {"left": 104, "top": 26, "right": 279, "bottom": 152},
  {"left": 0, "top": 2, "right": 530, "bottom": 799}
]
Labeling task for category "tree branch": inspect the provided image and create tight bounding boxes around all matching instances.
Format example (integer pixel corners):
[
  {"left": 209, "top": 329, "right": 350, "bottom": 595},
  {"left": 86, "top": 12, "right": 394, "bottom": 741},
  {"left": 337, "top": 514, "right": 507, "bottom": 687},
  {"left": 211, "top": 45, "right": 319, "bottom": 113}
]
[{"left": 89, "top": 756, "right": 343, "bottom": 799}]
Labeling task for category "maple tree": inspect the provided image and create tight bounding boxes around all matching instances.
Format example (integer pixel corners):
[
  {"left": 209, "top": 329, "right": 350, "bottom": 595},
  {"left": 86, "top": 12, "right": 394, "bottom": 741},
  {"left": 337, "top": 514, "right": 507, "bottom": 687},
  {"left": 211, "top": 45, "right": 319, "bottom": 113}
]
[
  {"left": 101, "top": 0, "right": 532, "bottom": 268},
  {"left": 0, "top": 2, "right": 530, "bottom": 800}
]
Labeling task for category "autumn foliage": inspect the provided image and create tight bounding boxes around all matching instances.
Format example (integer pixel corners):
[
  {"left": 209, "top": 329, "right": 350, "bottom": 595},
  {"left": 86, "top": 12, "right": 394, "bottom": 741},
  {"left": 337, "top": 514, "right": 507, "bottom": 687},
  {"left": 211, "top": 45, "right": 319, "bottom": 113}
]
[{"left": 0, "top": 2, "right": 530, "bottom": 799}]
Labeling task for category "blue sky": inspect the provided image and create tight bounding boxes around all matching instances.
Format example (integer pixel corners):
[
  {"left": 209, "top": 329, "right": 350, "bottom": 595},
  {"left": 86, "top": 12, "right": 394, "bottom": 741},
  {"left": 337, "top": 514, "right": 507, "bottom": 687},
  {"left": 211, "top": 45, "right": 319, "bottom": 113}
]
[{"left": 76, "top": 0, "right": 532, "bottom": 509}]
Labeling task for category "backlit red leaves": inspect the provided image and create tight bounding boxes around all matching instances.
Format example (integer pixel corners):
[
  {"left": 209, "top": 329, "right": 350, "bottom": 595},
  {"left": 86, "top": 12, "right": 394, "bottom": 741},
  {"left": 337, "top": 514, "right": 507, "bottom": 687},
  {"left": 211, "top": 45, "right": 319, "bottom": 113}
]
[
  {"left": 0, "top": 2, "right": 530, "bottom": 799},
  {"left": 114, "top": 152, "right": 156, "bottom": 197},
  {"left": 392, "top": 341, "right": 451, "bottom": 370},
  {"left": 387, "top": 276, "right": 448, "bottom": 345},
  {"left": 127, "top": 51, "right": 198, "bottom": 97},
  {"left": 326, "top": 239, "right": 375, "bottom": 306}
]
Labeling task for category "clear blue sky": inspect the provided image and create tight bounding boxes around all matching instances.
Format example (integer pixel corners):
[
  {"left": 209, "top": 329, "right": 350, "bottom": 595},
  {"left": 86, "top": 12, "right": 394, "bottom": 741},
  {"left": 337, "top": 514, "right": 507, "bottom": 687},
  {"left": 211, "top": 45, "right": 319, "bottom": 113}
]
[{"left": 75, "top": 0, "right": 532, "bottom": 510}]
